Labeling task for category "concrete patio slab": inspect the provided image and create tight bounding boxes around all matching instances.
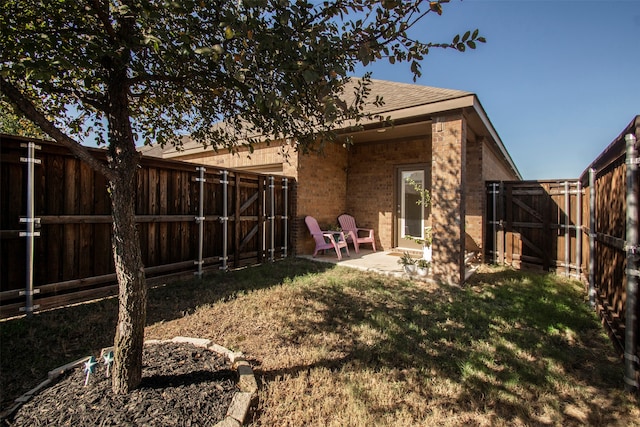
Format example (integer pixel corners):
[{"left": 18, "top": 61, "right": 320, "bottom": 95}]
[
  {"left": 297, "top": 249, "right": 429, "bottom": 281},
  {"left": 297, "top": 249, "right": 478, "bottom": 283}
]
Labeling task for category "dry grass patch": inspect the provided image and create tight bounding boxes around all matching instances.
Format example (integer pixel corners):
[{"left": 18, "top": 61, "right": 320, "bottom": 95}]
[{"left": 2, "top": 259, "right": 639, "bottom": 426}]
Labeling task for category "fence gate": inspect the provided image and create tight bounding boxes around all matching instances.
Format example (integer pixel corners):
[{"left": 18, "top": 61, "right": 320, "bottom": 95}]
[{"left": 486, "top": 180, "right": 582, "bottom": 279}]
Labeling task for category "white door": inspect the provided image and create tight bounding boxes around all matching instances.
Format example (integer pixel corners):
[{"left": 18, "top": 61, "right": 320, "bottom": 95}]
[{"left": 396, "top": 168, "right": 426, "bottom": 250}]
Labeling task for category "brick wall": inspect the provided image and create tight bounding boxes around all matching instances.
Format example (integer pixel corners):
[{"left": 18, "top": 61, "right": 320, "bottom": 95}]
[
  {"left": 295, "top": 143, "right": 348, "bottom": 255},
  {"left": 431, "top": 115, "right": 466, "bottom": 285},
  {"left": 482, "top": 142, "right": 518, "bottom": 181},
  {"left": 466, "top": 136, "right": 520, "bottom": 260},
  {"left": 465, "top": 133, "right": 484, "bottom": 255},
  {"left": 346, "top": 134, "right": 432, "bottom": 250}
]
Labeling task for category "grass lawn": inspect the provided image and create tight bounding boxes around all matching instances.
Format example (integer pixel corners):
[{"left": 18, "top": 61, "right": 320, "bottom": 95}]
[{"left": 1, "top": 259, "right": 638, "bottom": 425}]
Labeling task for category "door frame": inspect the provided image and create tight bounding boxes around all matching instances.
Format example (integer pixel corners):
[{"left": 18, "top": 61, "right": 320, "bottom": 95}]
[{"left": 395, "top": 164, "right": 431, "bottom": 250}]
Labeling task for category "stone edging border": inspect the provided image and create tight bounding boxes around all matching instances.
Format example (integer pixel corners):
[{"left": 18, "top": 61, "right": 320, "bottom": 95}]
[{"left": 0, "top": 336, "right": 257, "bottom": 426}]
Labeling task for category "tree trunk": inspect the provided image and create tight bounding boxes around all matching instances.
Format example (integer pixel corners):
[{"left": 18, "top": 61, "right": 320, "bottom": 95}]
[
  {"left": 106, "top": 50, "right": 147, "bottom": 394},
  {"left": 110, "top": 165, "right": 147, "bottom": 394}
]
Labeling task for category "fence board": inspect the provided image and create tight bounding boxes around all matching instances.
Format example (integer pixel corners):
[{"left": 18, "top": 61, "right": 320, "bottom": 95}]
[
  {"left": 486, "top": 116, "right": 639, "bottom": 390},
  {"left": 486, "top": 180, "right": 581, "bottom": 278},
  {"left": 0, "top": 134, "right": 294, "bottom": 318}
]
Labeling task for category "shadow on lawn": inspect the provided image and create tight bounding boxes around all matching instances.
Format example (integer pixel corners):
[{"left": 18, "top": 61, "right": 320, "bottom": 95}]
[
  {"left": 0, "top": 258, "right": 331, "bottom": 408},
  {"left": 256, "top": 267, "right": 625, "bottom": 425}
]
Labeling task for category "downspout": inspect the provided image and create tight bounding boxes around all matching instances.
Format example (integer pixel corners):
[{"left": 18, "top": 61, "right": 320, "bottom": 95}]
[{"left": 624, "top": 132, "right": 639, "bottom": 392}]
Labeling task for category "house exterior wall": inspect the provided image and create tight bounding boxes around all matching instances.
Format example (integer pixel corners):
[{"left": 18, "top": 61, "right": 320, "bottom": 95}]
[
  {"left": 465, "top": 135, "right": 484, "bottom": 255},
  {"left": 482, "top": 142, "right": 518, "bottom": 182},
  {"left": 346, "top": 134, "right": 432, "bottom": 250},
  {"left": 172, "top": 141, "right": 298, "bottom": 177},
  {"left": 465, "top": 136, "right": 520, "bottom": 260},
  {"left": 431, "top": 114, "right": 466, "bottom": 285},
  {"left": 294, "top": 143, "right": 349, "bottom": 255}
]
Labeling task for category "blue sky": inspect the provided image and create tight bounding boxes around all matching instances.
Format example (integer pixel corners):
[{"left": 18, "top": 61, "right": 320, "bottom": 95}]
[{"left": 354, "top": 0, "right": 639, "bottom": 180}]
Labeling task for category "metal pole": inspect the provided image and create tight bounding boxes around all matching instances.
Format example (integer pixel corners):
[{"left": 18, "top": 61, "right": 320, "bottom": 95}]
[
  {"left": 624, "top": 132, "right": 639, "bottom": 392},
  {"left": 589, "top": 168, "right": 596, "bottom": 307},
  {"left": 269, "top": 176, "right": 275, "bottom": 262},
  {"left": 19, "top": 142, "right": 41, "bottom": 317},
  {"left": 491, "top": 183, "right": 497, "bottom": 264},
  {"left": 565, "top": 180, "right": 570, "bottom": 277},
  {"left": 498, "top": 181, "right": 505, "bottom": 265},
  {"left": 220, "top": 170, "right": 228, "bottom": 271},
  {"left": 576, "top": 180, "right": 582, "bottom": 280},
  {"left": 195, "top": 167, "right": 206, "bottom": 277},
  {"left": 282, "top": 178, "right": 288, "bottom": 258}
]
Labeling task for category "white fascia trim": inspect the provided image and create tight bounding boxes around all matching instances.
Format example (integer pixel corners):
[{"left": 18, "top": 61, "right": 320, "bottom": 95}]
[{"left": 471, "top": 96, "right": 522, "bottom": 180}]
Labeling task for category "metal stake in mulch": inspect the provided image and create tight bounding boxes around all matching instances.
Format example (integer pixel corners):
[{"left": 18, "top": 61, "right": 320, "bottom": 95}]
[
  {"left": 103, "top": 351, "right": 114, "bottom": 378},
  {"left": 83, "top": 356, "right": 98, "bottom": 386}
]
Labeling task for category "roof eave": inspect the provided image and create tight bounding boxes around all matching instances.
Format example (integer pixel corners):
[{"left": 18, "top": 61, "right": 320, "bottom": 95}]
[{"left": 471, "top": 96, "right": 523, "bottom": 180}]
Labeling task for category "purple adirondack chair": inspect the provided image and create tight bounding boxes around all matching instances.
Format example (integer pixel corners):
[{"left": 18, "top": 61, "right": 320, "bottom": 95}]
[
  {"left": 305, "top": 216, "right": 350, "bottom": 260},
  {"left": 338, "top": 214, "right": 376, "bottom": 253}
]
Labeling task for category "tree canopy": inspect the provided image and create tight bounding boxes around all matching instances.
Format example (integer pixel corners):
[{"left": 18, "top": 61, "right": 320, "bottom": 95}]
[
  {"left": 1, "top": 0, "right": 484, "bottom": 394},
  {"left": 1, "top": 0, "right": 483, "bottom": 153}
]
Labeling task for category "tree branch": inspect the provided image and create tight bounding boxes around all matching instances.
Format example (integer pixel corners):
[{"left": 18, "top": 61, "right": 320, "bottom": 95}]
[
  {"left": 0, "top": 76, "right": 115, "bottom": 180},
  {"left": 87, "top": 0, "right": 117, "bottom": 42}
]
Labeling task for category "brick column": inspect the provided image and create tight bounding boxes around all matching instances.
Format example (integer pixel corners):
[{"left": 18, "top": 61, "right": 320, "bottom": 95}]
[
  {"left": 431, "top": 115, "right": 467, "bottom": 285},
  {"left": 465, "top": 136, "right": 484, "bottom": 256}
]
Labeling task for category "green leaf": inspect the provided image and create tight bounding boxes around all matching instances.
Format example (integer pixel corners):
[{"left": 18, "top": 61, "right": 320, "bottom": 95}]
[
  {"left": 453, "top": 34, "right": 460, "bottom": 44},
  {"left": 467, "top": 40, "right": 476, "bottom": 49},
  {"left": 462, "top": 31, "right": 470, "bottom": 42}
]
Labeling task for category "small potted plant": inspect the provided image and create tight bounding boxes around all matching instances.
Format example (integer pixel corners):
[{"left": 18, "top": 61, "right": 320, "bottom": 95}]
[
  {"left": 405, "top": 226, "right": 432, "bottom": 261},
  {"left": 397, "top": 251, "right": 416, "bottom": 275},
  {"left": 416, "top": 258, "right": 431, "bottom": 276}
]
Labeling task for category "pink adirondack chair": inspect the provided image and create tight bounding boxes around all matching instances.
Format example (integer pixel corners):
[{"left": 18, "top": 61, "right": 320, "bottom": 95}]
[
  {"left": 338, "top": 214, "right": 376, "bottom": 253},
  {"left": 305, "top": 216, "right": 350, "bottom": 260}
]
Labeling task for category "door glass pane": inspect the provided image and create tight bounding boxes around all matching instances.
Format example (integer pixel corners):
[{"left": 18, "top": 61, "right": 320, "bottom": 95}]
[{"left": 401, "top": 170, "right": 424, "bottom": 239}]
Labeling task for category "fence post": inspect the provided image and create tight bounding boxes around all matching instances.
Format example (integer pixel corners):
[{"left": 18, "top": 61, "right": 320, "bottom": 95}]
[
  {"left": 564, "top": 181, "right": 570, "bottom": 277},
  {"left": 589, "top": 168, "right": 596, "bottom": 307},
  {"left": 499, "top": 181, "right": 507, "bottom": 265},
  {"left": 282, "top": 177, "right": 288, "bottom": 258},
  {"left": 19, "top": 142, "right": 41, "bottom": 316},
  {"left": 268, "top": 176, "right": 275, "bottom": 262},
  {"left": 624, "top": 132, "right": 639, "bottom": 392},
  {"left": 488, "top": 182, "right": 499, "bottom": 264},
  {"left": 195, "top": 167, "right": 206, "bottom": 277},
  {"left": 576, "top": 180, "right": 582, "bottom": 280},
  {"left": 220, "top": 170, "right": 229, "bottom": 271}
]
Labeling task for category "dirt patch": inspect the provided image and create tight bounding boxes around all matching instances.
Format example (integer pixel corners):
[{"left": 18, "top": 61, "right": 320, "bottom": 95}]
[{"left": 3, "top": 341, "right": 236, "bottom": 426}]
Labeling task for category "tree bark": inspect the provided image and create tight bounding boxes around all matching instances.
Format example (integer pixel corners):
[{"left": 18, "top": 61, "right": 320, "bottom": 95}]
[
  {"left": 110, "top": 165, "right": 147, "bottom": 394},
  {"left": 106, "top": 52, "right": 147, "bottom": 394}
]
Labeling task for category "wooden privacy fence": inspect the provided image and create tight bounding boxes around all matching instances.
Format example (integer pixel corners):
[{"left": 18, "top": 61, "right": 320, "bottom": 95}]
[
  {"left": 486, "top": 116, "right": 640, "bottom": 392},
  {"left": 1, "top": 134, "right": 294, "bottom": 319},
  {"left": 486, "top": 180, "right": 583, "bottom": 279}
]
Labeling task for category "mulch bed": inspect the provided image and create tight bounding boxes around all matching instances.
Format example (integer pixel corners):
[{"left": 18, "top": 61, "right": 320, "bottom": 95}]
[{"left": 3, "top": 342, "right": 237, "bottom": 426}]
